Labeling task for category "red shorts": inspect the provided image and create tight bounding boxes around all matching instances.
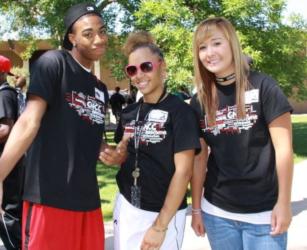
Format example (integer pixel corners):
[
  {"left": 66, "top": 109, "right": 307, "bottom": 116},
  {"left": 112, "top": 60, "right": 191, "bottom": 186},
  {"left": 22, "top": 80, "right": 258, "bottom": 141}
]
[{"left": 22, "top": 201, "right": 104, "bottom": 250}]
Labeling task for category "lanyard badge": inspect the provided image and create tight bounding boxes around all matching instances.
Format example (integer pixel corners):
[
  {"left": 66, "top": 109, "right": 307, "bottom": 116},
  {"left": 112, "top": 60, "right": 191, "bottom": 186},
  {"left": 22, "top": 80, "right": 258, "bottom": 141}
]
[{"left": 130, "top": 88, "right": 167, "bottom": 208}]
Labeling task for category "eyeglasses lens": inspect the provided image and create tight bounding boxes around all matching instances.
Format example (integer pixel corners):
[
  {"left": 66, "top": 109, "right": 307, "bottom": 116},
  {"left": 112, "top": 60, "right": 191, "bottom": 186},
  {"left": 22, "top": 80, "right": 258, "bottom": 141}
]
[
  {"left": 126, "top": 66, "right": 137, "bottom": 77},
  {"left": 140, "top": 62, "right": 153, "bottom": 73},
  {"left": 125, "top": 62, "right": 154, "bottom": 77}
]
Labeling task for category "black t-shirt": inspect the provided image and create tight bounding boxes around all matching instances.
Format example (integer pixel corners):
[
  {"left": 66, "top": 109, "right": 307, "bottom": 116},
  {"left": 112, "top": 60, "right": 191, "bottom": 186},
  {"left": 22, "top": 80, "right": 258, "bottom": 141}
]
[
  {"left": 0, "top": 82, "right": 24, "bottom": 215},
  {"left": 0, "top": 82, "right": 17, "bottom": 152},
  {"left": 190, "top": 71, "right": 292, "bottom": 213},
  {"left": 24, "top": 50, "right": 109, "bottom": 211},
  {"left": 115, "top": 94, "right": 200, "bottom": 212}
]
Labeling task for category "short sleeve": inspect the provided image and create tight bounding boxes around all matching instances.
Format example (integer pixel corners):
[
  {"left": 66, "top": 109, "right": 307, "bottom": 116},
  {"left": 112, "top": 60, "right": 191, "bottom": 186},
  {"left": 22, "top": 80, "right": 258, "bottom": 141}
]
[
  {"left": 28, "top": 50, "right": 62, "bottom": 105},
  {"left": 190, "top": 95, "right": 205, "bottom": 138},
  {"left": 261, "top": 76, "right": 293, "bottom": 124},
  {"left": 172, "top": 102, "right": 201, "bottom": 154}
]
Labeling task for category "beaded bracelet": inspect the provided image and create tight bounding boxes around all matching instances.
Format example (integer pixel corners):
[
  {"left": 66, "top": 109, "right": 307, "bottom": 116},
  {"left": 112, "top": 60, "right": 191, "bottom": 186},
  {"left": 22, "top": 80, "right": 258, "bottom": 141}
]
[{"left": 191, "top": 208, "right": 202, "bottom": 214}]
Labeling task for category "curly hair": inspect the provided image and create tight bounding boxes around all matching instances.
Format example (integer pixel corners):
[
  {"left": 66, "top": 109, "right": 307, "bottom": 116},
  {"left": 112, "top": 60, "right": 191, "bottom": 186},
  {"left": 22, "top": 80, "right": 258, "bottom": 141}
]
[{"left": 123, "top": 31, "right": 164, "bottom": 59}]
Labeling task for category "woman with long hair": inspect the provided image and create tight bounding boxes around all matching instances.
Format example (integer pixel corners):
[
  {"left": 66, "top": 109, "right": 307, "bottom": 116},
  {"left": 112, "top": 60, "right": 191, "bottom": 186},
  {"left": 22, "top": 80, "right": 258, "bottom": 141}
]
[{"left": 190, "top": 17, "right": 293, "bottom": 250}]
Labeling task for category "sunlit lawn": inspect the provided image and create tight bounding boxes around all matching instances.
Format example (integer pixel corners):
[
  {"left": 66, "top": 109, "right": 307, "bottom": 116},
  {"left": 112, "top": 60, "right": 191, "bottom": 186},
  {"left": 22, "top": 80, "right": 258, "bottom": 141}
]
[
  {"left": 292, "top": 114, "right": 307, "bottom": 164},
  {"left": 98, "top": 115, "right": 307, "bottom": 221},
  {"left": 97, "top": 131, "right": 118, "bottom": 221}
]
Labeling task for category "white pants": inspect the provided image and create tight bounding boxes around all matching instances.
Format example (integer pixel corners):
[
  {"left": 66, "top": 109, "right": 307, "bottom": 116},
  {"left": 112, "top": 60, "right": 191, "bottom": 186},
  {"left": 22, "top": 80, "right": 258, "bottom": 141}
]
[{"left": 113, "top": 193, "right": 187, "bottom": 250}]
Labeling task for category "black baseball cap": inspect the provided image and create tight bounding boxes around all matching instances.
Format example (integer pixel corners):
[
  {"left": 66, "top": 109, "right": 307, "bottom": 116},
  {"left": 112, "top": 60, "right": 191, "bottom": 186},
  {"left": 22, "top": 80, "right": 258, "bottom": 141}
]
[{"left": 62, "top": 2, "right": 102, "bottom": 50}]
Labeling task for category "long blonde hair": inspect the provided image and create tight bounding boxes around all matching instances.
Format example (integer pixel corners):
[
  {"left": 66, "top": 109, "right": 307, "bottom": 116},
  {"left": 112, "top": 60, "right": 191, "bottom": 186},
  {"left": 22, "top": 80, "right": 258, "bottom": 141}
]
[{"left": 193, "top": 17, "right": 250, "bottom": 125}]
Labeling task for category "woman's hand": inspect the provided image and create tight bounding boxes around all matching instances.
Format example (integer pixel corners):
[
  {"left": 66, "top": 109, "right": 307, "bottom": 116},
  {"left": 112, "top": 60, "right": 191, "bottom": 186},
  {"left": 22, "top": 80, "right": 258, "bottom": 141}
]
[
  {"left": 270, "top": 201, "right": 292, "bottom": 235},
  {"left": 140, "top": 225, "right": 167, "bottom": 250},
  {"left": 191, "top": 212, "right": 206, "bottom": 237}
]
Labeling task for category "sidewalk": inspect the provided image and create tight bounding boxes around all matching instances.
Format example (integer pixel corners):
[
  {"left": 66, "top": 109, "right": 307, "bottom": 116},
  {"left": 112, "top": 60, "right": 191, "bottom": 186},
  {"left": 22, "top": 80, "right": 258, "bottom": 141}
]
[
  {"left": 105, "top": 160, "right": 307, "bottom": 250},
  {"left": 1, "top": 161, "right": 306, "bottom": 250}
]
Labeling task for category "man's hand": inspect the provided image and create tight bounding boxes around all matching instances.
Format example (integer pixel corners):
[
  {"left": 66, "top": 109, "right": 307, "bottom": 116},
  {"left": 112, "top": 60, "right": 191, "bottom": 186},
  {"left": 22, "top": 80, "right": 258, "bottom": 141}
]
[{"left": 99, "top": 134, "right": 130, "bottom": 165}]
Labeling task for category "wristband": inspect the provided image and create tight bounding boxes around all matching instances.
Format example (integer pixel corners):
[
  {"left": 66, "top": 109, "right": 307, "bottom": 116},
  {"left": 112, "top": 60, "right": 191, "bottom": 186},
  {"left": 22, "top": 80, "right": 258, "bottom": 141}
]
[{"left": 191, "top": 208, "right": 202, "bottom": 214}]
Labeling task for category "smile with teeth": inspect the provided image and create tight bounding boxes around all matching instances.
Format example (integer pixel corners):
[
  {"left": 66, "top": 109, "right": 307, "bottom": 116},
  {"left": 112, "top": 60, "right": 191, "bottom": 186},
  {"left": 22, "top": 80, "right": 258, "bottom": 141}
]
[
  {"left": 207, "top": 59, "right": 219, "bottom": 65},
  {"left": 136, "top": 81, "right": 149, "bottom": 89}
]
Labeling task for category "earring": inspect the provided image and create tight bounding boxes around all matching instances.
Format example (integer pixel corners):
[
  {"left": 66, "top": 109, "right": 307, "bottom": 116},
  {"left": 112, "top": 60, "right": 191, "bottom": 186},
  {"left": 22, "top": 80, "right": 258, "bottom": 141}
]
[{"left": 73, "top": 43, "right": 76, "bottom": 47}]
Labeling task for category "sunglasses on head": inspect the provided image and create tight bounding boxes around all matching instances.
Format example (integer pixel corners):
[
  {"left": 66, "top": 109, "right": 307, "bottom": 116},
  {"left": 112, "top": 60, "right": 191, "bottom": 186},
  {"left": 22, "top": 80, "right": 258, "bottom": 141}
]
[{"left": 125, "top": 61, "right": 161, "bottom": 77}]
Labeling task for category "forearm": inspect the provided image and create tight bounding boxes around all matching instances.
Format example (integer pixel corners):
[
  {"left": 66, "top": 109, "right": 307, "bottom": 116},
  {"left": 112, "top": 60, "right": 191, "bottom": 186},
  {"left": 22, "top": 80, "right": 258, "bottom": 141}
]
[
  {"left": 0, "top": 115, "right": 40, "bottom": 181},
  {"left": 269, "top": 112, "right": 293, "bottom": 205},
  {"left": 155, "top": 167, "right": 192, "bottom": 229},
  {"left": 191, "top": 167, "right": 206, "bottom": 209},
  {"left": 275, "top": 147, "right": 293, "bottom": 204}
]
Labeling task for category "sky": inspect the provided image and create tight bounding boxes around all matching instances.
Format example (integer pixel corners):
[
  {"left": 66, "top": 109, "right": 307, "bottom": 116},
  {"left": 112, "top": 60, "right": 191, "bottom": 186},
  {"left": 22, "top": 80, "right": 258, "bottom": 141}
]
[
  {"left": 0, "top": 0, "right": 306, "bottom": 41},
  {"left": 284, "top": 0, "right": 307, "bottom": 22}
]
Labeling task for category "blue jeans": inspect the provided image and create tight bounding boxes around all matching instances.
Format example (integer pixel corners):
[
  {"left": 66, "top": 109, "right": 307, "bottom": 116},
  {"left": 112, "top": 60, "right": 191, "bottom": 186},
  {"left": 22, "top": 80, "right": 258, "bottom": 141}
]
[{"left": 202, "top": 212, "right": 287, "bottom": 250}]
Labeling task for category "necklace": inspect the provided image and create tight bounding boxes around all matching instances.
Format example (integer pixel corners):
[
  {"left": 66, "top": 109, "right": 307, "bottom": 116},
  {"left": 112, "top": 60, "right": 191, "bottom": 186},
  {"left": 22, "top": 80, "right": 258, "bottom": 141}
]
[
  {"left": 130, "top": 87, "right": 167, "bottom": 208},
  {"left": 215, "top": 73, "right": 235, "bottom": 83}
]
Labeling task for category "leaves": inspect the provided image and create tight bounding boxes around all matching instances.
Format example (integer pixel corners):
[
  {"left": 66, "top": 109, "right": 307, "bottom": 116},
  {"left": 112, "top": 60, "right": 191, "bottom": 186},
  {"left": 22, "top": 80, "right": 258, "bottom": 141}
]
[{"left": 1, "top": 0, "right": 306, "bottom": 98}]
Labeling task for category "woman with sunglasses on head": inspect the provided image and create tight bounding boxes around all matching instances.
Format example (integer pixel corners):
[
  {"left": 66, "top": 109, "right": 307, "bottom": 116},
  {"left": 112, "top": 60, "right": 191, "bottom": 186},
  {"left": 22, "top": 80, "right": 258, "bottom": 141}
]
[
  {"left": 190, "top": 17, "right": 293, "bottom": 250},
  {"left": 101, "top": 31, "right": 200, "bottom": 250}
]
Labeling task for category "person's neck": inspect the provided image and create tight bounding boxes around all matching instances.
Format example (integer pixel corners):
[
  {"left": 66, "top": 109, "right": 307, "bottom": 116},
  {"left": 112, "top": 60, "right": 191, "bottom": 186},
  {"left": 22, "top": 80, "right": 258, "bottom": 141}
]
[
  {"left": 143, "top": 87, "right": 166, "bottom": 104},
  {"left": 215, "top": 71, "right": 235, "bottom": 86},
  {"left": 216, "top": 78, "right": 235, "bottom": 86},
  {"left": 69, "top": 50, "right": 93, "bottom": 70}
]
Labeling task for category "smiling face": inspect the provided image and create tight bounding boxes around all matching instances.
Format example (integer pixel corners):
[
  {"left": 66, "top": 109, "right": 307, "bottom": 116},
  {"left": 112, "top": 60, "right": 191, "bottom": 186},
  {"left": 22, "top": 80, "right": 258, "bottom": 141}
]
[
  {"left": 128, "top": 47, "right": 166, "bottom": 103},
  {"left": 69, "top": 14, "right": 108, "bottom": 68},
  {"left": 198, "top": 27, "right": 234, "bottom": 78}
]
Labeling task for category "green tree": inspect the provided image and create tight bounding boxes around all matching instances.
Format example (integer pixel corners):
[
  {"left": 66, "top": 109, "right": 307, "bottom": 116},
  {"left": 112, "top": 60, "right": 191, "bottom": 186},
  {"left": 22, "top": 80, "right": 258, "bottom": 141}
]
[
  {"left": 0, "top": 0, "right": 140, "bottom": 79},
  {"left": 1, "top": 0, "right": 306, "bottom": 97},
  {"left": 132, "top": 0, "right": 307, "bottom": 96},
  {"left": 133, "top": 0, "right": 195, "bottom": 91}
]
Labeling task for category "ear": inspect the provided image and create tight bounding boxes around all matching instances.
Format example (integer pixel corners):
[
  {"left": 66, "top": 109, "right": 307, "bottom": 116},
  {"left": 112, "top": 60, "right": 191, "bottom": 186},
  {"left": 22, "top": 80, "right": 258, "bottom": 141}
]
[{"left": 68, "top": 33, "right": 76, "bottom": 47}]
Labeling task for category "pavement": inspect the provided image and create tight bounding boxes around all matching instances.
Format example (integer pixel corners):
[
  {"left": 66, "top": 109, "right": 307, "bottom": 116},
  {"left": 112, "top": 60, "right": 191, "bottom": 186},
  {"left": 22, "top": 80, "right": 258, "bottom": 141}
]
[
  {"left": 105, "top": 160, "right": 307, "bottom": 250},
  {"left": 1, "top": 161, "right": 306, "bottom": 250}
]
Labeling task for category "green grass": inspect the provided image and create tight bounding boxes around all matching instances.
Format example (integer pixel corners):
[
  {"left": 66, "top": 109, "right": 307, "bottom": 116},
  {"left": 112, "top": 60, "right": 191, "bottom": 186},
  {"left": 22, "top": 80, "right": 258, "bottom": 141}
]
[
  {"left": 292, "top": 114, "right": 307, "bottom": 164},
  {"left": 98, "top": 131, "right": 118, "bottom": 221},
  {"left": 98, "top": 163, "right": 118, "bottom": 221},
  {"left": 98, "top": 115, "right": 307, "bottom": 221}
]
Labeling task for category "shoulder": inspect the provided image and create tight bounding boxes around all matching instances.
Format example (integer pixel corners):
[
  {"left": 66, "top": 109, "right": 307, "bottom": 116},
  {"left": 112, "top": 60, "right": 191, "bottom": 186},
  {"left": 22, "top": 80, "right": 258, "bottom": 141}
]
[
  {"left": 96, "top": 79, "right": 108, "bottom": 91},
  {"left": 248, "top": 71, "right": 278, "bottom": 90},
  {"left": 166, "top": 94, "right": 196, "bottom": 115},
  {"left": 190, "top": 94, "right": 202, "bottom": 112},
  {"left": 0, "top": 84, "right": 17, "bottom": 96},
  {"left": 38, "top": 49, "right": 66, "bottom": 61},
  {"left": 33, "top": 50, "right": 68, "bottom": 69},
  {"left": 122, "top": 102, "right": 139, "bottom": 114},
  {"left": 190, "top": 94, "right": 200, "bottom": 107}
]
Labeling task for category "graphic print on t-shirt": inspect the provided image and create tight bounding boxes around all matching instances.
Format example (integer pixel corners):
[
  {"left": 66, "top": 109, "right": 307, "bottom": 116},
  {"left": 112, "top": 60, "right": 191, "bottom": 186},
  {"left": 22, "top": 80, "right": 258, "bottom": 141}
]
[
  {"left": 124, "top": 109, "right": 168, "bottom": 145},
  {"left": 201, "top": 89, "right": 259, "bottom": 135},
  {"left": 65, "top": 91, "right": 106, "bottom": 125}
]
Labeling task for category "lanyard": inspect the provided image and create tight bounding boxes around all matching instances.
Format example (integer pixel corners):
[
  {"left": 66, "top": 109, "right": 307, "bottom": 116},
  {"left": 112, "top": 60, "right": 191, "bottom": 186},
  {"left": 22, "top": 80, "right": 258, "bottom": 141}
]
[{"left": 133, "top": 87, "right": 167, "bottom": 177}]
